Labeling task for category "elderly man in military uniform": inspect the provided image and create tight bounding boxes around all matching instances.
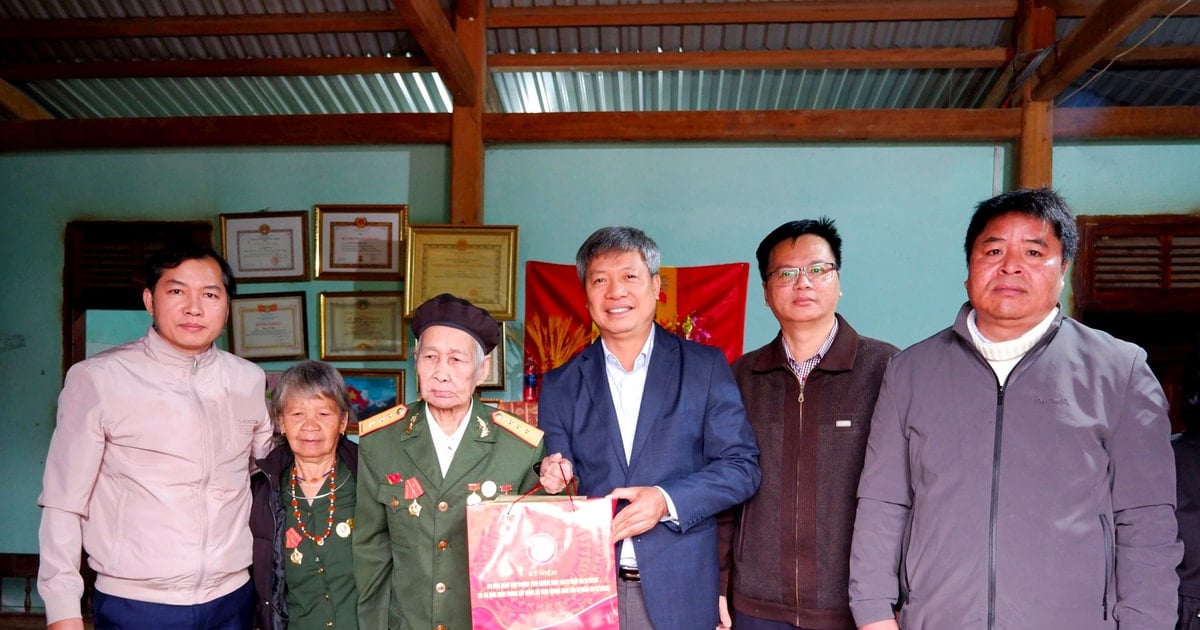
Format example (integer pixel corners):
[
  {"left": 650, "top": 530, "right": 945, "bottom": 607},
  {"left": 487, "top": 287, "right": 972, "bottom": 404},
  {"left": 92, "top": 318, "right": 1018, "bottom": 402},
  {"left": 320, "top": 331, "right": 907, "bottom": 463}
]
[{"left": 353, "top": 293, "right": 569, "bottom": 630}]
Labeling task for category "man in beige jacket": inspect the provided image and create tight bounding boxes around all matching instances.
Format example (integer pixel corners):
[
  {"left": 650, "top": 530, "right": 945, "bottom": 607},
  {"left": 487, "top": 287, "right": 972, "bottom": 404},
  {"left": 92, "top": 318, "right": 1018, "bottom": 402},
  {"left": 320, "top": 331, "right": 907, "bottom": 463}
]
[{"left": 38, "top": 243, "right": 273, "bottom": 629}]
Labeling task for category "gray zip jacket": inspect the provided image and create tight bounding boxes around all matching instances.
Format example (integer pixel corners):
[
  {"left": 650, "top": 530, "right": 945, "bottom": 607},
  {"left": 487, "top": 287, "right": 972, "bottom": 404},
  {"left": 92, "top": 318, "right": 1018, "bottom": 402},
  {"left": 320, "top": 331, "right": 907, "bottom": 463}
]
[{"left": 849, "top": 304, "right": 1181, "bottom": 630}]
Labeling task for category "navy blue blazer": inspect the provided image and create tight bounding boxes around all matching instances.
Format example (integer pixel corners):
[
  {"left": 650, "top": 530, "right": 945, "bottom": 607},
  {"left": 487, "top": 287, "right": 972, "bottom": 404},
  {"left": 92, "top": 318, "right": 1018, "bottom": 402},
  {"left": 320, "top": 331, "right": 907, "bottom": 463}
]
[{"left": 539, "top": 325, "right": 761, "bottom": 630}]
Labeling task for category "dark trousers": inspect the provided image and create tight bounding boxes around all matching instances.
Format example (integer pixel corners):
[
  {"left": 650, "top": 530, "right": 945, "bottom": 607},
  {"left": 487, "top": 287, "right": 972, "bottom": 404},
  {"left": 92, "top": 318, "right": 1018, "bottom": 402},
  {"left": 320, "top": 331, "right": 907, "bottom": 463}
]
[
  {"left": 1180, "top": 594, "right": 1200, "bottom": 630},
  {"left": 93, "top": 578, "right": 254, "bottom": 630}
]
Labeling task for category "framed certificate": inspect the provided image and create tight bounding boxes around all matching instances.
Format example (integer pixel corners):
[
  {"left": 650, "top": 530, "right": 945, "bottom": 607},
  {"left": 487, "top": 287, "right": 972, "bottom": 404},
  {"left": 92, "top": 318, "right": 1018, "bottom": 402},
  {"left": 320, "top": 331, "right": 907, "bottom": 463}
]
[
  {"left": 405, "top": 225, "right": 519, "bottom": 320},
  {"left": 219, "top": 211, "right": 309, "bottom": 282},
  {"left": 314, "top": 204, "right": 408, "bottom": 280},
  {"left": 478, "top": 323, "right": 507, "bottom": 390},
  {"left": 319, "top": 291, "right": 407, "bottom": 361},
  {"left": 338, "top": 369, "right": 405, "bottom": 434},
  {"left": 228, "top": 292, "right": 309, "bottom": 361}
]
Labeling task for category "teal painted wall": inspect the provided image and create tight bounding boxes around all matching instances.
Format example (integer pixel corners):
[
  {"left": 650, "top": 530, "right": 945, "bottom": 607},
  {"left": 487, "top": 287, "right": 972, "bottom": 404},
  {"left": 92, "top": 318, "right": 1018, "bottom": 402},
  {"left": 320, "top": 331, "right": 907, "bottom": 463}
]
[{"left": 1, "top": 140, "right": 1198, "bottom": 559}]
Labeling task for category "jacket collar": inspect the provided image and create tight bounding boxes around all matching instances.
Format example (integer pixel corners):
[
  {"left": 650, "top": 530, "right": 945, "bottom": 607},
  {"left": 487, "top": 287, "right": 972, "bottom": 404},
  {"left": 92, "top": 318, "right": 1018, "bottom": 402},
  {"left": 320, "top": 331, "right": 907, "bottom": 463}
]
[
  {"left": 400, "top": 399, "right": 498, "bottom": 489},
  {"left": 144, "top": 325, "right": 219, "bottom": 372},
  {"left": 751, "top": 313, "right": 860, "bottom": 374},
  {"left": 951, "top": 302, "right": 1065, "bottom": 346}
]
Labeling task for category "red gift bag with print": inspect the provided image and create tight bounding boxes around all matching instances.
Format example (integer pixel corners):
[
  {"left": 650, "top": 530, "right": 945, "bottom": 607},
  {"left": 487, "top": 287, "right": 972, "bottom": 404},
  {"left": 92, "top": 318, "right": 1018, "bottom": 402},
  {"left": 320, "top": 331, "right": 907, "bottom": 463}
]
[{"left": 467, "top": 496, "right": 619, "bottom": 629}]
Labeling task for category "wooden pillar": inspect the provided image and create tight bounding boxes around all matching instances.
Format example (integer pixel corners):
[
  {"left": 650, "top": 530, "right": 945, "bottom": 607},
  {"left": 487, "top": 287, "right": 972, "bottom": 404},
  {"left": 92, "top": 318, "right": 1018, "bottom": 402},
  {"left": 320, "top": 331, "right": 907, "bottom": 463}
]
[
  {"left": 449, "top": 0, "right": 487, "bottom": 225},
  {"left": 1018, "top": 100, "right": 1053, "bottom": 188},
  {"left": 1014, "top": 1, "right": 1056, "bottom": 189}
]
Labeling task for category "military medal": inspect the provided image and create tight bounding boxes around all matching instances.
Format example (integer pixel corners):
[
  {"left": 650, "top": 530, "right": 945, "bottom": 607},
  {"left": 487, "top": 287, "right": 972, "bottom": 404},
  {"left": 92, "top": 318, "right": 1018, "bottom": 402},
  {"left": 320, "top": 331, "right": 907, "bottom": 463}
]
[
  {"left": 500, "top": 484, "right": 512, "bottom": 495},
  {"left": 466, "top": 482, "right": 483, "bottom": 506},
  {"left": 404, "top": 477, "right": 425, "bottom": 517},
  {"left": 290, "top": 548, "right": 303, "bottom": 565},
  {"left": 481, "top": 480, "right": 498, "bottom": 499},
  {"left": 336, "top": 520, "right": 352, "bottom": 538}
]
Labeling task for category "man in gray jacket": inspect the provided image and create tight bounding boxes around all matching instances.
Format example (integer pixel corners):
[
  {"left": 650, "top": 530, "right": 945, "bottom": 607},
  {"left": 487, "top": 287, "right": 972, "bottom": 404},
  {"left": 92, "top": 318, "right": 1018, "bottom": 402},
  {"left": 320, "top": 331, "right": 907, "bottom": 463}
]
[{"left": 849, "top": 188, "right": 1182, "bottom": 630}]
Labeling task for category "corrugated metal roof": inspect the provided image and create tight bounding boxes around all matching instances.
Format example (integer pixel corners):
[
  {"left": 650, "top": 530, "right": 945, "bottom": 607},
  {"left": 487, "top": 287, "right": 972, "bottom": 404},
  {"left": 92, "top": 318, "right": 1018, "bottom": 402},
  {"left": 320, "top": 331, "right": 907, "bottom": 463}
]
[
  {"left": 0, "top": 0, "right": 1197, "bottom": 119},
  {"left": 492, "top": 67, "right": 1003, "bottom": 112},
  {"left": 23, "top": 74, "right": 451, "bottom": 117}
]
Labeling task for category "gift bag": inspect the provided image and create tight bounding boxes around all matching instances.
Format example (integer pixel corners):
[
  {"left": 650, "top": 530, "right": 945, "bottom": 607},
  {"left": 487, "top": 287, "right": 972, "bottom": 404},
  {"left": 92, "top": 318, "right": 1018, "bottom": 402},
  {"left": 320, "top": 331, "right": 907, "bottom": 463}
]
[{"left": 467, "top": 496, "right": 619, "bottom": 629}]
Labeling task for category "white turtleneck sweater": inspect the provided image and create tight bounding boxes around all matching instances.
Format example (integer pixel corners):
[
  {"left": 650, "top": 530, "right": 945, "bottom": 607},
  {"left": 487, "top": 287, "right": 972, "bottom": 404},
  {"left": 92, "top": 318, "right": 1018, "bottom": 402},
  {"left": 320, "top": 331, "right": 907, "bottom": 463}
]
[{"left": 966, "top": 307, "right": 1059, "bottom": 386}]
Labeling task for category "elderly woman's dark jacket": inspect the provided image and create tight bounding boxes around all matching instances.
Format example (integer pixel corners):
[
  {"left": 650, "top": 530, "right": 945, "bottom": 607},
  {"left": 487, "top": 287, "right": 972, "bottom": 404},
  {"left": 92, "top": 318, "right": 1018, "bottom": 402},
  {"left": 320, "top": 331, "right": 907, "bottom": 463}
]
[{"left": 250, "top": 436, "right": 359, "bottom": 630}]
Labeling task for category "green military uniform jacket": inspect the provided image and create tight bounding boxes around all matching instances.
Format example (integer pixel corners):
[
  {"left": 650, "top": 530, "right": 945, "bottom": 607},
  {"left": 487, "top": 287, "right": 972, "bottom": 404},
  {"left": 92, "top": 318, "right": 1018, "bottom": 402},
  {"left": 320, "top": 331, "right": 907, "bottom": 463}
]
[{"left": 354, "top": 398, "right": 544, "bottom": 630}]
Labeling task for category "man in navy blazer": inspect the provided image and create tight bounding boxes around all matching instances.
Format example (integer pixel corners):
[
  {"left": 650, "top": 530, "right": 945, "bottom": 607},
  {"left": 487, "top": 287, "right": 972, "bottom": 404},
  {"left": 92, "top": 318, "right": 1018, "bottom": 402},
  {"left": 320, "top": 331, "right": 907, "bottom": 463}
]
[{"left": 539, "top": 226, "right": 761, "bottom": 630}]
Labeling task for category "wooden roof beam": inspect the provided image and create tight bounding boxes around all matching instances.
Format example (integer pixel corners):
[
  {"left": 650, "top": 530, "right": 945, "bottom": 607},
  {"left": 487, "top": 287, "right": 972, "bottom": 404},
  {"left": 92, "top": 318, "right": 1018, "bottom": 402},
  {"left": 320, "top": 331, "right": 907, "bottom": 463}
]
[
  {"left": 489, "top": 0, "right": 1019, "bottom": 29},
  {"left": 485, "top": 110, "right": 1023, "bottom": 142},
  {"left": 0, "top": 113, "right": 450, "bottom": 150},
  {"left": 0, "top": 13, "right": 409, "bottom": 39},
  {"left": 488, "top": 47, "right": 1009, "bottom": 72},
  {"left": 1055, "top": 105, "right": 1200, "bottom": 137},
  {"left": 1057, "top": 0, "right": 1200, "bottom": 17},
  {"left": 1031, "top": 0, "right": 1167, "bottom": 101},
  {"left": 3, "top": 106, "right": 1200, "bottom": 151},
  {"left": 0, "top": 78, "right": 52, "bottom": 120},
  {"left": 389, "top": 0, "right": 476, "bottom": 107},
  {"left": 2, "top": 2, "right": 1195, "bottom": 41}
]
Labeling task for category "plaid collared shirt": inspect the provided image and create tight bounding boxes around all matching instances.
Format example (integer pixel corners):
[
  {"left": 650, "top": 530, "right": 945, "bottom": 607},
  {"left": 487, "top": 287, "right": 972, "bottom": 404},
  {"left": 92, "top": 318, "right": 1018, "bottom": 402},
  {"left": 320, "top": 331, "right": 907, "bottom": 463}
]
[{"left": 784, "top": 319, "right": 839, "bottom": 383}]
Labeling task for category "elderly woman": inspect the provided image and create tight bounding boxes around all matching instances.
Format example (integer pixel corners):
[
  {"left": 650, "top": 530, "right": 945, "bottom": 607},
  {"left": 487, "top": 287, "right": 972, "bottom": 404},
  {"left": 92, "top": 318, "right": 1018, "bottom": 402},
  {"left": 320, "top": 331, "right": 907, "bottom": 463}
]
[
  {"left": 251, "top": 360, "right": 359, "bottom": 630},
  {"left": 353, "top": 293, "right": 570, "bottom": 630}
]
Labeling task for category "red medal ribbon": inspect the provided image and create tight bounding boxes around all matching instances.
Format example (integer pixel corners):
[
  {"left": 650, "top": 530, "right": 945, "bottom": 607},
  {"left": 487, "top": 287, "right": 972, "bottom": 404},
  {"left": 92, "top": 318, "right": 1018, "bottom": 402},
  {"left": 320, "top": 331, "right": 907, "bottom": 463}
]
[
  {"left": 404, "top": 477, "right": 424, "bottom": 500},
  {"left": 386, "top": 472, "right": 402, "bottom": 485}
]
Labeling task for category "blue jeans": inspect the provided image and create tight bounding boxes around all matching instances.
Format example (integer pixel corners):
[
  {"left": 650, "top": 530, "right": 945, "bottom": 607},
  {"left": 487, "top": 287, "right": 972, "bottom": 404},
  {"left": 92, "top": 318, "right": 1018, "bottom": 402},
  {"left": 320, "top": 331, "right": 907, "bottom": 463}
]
[{"left": 93, "top": 578, "right": 254, "bottom": 630}]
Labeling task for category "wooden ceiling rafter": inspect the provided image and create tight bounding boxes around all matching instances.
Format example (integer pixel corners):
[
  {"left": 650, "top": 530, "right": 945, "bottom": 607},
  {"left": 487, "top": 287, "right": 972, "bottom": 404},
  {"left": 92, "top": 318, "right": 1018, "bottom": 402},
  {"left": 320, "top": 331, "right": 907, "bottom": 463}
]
[
  {"left": 0, "top": 13, "right": 409, "bottom": 39},
  {"left": 487, "top": 0, "right": 1019, "bottom": 28},
  {"left": 0, "top": 77, "right": 51, "bottom": 120},
  {"left": 388, "top": 0, "right": 476, "bottom": 106},
  {"left": 1057, "top": 0, "right": 1200, "bottom": 16},
  {"left": 0, "top": 0, "right": 1191, "bottom": 40},
  {"left": 488, "top": 47, "right": 1009, "bottom": 72},
  {"left": 1031, "top": 0, "right": 1170, "bottom": 101},
  {"left": 3, "top": 105, "right": 1198, "bottom": 151}
]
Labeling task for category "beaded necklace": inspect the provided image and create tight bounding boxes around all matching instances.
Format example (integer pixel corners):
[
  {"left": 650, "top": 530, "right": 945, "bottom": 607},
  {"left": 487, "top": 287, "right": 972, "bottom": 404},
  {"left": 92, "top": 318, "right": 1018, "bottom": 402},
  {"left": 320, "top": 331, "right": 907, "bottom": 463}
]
[{"left": 290, "top": 464, "right": 337, "bottom": 546}]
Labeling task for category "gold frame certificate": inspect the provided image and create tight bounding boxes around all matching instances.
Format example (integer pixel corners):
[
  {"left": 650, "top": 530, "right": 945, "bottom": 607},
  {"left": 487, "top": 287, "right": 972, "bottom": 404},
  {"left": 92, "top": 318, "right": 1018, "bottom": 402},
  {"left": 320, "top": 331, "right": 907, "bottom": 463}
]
[
  {"left": 315, "top": 204, "right": 408, "bottom": 280},
  {"left": 219, "top": 211, "right": 309, "bottom": 282},
  {"left": 405, "top": 225, "right": 519, "bottom": 320},
  {"left": 228, "top": 292, "right": 308, "bottom": 361},
  {"left": 319, "top": 291, "right": 407, "bottom": 361}
]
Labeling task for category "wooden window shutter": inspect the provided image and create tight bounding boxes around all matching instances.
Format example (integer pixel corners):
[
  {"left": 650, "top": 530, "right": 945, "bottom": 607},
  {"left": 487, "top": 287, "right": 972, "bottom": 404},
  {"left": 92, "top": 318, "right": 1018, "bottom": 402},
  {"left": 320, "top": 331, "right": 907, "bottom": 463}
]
[{"left": 1072, "top": 214, "right": 1200, "bottom": 314}]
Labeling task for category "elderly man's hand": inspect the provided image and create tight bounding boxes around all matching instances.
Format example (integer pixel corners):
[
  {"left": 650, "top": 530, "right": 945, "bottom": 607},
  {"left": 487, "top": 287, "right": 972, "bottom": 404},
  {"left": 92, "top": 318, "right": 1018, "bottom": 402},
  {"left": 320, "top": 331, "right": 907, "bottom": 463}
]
[
  {"left": 607, "top": 486, "right": 668, "bottom": 541},
  {"left": 537, "top": 453, "right": 574, "bottom": 494}
]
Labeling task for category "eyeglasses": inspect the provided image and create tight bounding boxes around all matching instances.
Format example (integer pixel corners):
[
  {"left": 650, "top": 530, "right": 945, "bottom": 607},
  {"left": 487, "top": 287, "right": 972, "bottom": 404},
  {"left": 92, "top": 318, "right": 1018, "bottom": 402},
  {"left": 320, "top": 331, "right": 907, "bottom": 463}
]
[{"left": 766, "top": 263, "right": 839, "bottom": 287}]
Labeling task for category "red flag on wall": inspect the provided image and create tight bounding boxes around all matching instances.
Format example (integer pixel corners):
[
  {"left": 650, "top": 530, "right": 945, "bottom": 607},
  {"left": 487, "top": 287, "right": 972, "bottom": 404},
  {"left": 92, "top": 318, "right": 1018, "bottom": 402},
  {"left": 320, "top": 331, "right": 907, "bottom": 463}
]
[{"left": 523, "top": 261, "right": 748, "bottom": 375}]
